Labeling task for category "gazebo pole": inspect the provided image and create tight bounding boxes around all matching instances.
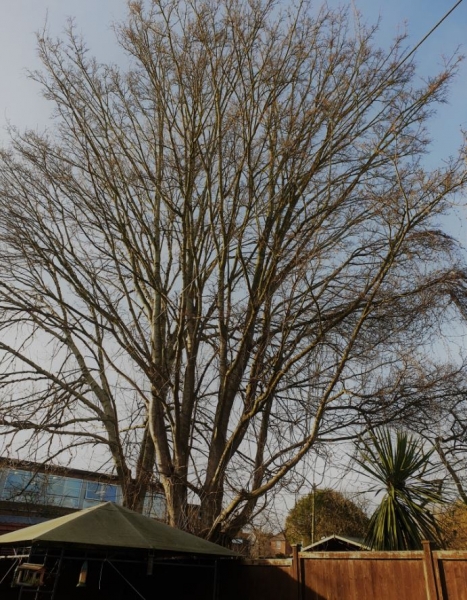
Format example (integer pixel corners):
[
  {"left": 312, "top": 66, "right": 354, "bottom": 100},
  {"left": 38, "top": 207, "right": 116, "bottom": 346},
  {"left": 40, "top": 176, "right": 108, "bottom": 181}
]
[
  {"left": 49, "top": 548, "right": 64, "bottom": 600},
  {"left": 212, "top": 559, "right": 219, "bottom": 600}
]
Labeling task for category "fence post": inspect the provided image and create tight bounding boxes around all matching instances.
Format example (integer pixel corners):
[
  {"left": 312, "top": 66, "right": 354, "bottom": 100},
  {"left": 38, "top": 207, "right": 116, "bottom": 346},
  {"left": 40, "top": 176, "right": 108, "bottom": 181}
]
[
  {"left": 291, "top": 543, "right": 302, "bottom": 600},
  {"left": 422, "top": 540, "right": 443, "bottom": 600}
]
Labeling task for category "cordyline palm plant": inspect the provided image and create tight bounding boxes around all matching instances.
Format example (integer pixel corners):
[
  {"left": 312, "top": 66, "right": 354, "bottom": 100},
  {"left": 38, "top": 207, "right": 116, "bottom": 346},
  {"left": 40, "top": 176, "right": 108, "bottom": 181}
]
[{"left": 355, "top": 428, "right": 445, "bottom": 550}]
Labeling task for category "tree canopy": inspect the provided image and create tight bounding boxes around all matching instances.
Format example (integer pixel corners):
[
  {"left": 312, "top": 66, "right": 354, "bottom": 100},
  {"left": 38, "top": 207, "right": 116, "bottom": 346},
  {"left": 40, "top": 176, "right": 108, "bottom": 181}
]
[
  {"left": 285, "top": 489, "right": 369, "bottom": 547},
  {"left": 439, "top": 501, "right": 467, "bottom": 549},
  {"left": 0, "top": 0, "right": 466, "bottom": 542}
]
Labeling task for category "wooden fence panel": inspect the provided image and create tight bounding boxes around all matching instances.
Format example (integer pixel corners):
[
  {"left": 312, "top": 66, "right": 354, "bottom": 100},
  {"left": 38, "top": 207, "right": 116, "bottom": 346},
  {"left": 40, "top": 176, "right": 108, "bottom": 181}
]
[
  {"left": 219, "top": 559, "right": 296, "bottom": 600},
  {"left": 301, "top": 551, "right": 426, "bottom": 600},
  {"left": 436, "top": 552, "right": 467, "bottom": 600}
]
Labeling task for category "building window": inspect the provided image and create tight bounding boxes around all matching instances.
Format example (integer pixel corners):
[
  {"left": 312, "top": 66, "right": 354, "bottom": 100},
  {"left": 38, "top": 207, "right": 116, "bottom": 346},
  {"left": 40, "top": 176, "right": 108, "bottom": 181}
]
[
  {"left": 143, "top": 492, "right": 166, "bottom": 520},
  {"left": 1, "top": 470, "right": 46, "bottom": 504},
  {"left": 83, "top": 481, "right": 118, "bottom": 507},
  {"left": 46, "top": 476, "right": 83, "bottom": 509}
]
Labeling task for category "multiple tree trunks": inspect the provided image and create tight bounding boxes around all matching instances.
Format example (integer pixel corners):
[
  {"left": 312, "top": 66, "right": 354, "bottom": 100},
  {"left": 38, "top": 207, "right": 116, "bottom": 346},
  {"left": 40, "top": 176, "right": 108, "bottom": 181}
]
[{"left": 0, "top": 0, "right": 465, "bottom": 543}]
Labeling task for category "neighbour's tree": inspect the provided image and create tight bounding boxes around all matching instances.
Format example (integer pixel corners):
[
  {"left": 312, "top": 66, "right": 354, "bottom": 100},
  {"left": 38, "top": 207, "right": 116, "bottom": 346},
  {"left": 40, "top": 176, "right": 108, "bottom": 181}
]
[
  {"left": 0, "top": 0, "right": 466, "bottom": 543},
  {"left": 355, "top": 428, "right": 445, "bottom": 550},
  {"left": 285, "top": 489, "right": 369, "bottom": 547},
  {"left": 439, "top": 501, "right": 467, "bottom": 549}
]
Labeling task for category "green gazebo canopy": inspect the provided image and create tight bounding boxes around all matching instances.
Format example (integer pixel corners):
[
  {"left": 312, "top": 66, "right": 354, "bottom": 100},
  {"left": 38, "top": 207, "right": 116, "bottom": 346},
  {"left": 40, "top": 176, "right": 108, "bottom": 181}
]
[{"left": 0, "top": 502, "right": 236, "bottom": 556}]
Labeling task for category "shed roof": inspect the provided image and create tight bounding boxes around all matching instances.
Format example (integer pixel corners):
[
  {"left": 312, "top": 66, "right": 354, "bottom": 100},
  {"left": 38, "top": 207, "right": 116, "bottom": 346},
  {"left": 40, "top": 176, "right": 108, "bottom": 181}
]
[
  {"left": 0, "top": 502, "right": 236, "bottom": 556},
  {"left": 302, "top": 535, "right": 369, "bottom": 552}
]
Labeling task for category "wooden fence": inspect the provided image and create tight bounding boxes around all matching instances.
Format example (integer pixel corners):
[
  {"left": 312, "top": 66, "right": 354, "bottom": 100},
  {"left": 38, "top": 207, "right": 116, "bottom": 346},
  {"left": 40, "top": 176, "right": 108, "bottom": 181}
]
[
  {"left": 2, "top": 543, "right": 467, "bottom": 599},
  {"left": 219, "top": 542, "right": 467, "bottom": 600}
]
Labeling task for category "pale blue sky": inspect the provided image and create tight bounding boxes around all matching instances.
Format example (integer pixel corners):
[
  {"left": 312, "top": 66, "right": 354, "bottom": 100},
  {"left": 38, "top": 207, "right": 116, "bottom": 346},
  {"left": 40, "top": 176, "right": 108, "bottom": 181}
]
[
  {"left": 0, "top": 1, "right": 127, "bottom": 130},
  {"left": 0, "top": 0, "right": 465, "bottom": 151},
  {"left": 0, "top": 0, "right": 465, "bottom": 235},
  {"left": 338, "top": 0, "right": 467, "bottom": 163}
]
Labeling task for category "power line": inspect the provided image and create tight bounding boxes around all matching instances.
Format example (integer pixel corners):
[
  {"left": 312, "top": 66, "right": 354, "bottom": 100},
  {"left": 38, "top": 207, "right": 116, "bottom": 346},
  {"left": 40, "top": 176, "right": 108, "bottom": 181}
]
[{"left": 399, "top": 0, "right": 464, "bottom": 68}]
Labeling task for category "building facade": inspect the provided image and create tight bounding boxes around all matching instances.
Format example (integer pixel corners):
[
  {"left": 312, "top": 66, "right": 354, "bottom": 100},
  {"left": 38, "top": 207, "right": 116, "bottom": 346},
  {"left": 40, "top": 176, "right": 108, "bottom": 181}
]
[{"left": 0, "top": 457, "right": 165, "bottom": 533}]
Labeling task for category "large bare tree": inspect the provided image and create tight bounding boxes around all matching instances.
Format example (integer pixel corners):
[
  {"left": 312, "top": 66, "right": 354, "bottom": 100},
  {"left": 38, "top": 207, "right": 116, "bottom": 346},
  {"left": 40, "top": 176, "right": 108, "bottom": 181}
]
[{"left": 0, "top": 0, "right": 465, "bottom": 542}]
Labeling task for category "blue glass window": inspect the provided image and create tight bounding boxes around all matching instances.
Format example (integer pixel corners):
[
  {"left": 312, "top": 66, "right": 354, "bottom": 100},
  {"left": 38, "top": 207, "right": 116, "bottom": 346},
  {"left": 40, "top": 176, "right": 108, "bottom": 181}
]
[
  {"left": 83, "top": 481, "right": 118, "bottom": 506},
  {"left": 1, "top": 470, "right": 46, "bottom": 503},
  {"left": 143, "top": 492, "right": 166, "bottom": 519},
  {"left": 46, "top": 476, "right": 83, "bottom": 508}
]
